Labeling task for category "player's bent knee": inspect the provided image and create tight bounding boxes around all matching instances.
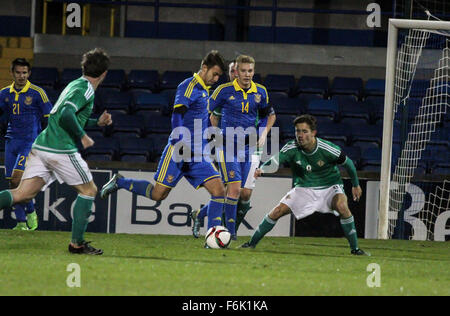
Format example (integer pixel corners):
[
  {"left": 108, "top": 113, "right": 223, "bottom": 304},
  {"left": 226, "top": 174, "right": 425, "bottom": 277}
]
[{"left": 269, "top": 203, "right": 290, "bottom": 220}]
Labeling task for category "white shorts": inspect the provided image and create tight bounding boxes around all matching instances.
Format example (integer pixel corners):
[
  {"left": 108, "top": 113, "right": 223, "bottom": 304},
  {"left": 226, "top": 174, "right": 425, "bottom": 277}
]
[
  {"left": 243, "top": 153, "right": 261, "bottom": 189},
  {"left": 279, "top": 185, "right": 344, "bottom": 220},
  {"left": 22, "top": 149, "right": 93, "bottom": 191}
]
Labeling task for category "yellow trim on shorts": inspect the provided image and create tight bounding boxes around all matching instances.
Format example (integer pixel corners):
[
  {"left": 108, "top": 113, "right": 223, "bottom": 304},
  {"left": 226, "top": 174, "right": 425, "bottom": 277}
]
[
  {"left": 155, "top": 181, "right": 174, "bottom": 189},
  {"left": 196, "top": 175, "right": 221, "bottom": 190},
  {"left": 157, "top": 145, "right": 174, "bottom": 183},
  {"left": 219, "top": 149, "right": 228, "bottom": 182}
]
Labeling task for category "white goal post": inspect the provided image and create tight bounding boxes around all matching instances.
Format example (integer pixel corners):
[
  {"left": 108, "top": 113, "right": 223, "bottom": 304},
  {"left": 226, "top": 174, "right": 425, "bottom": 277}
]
[{"left": 379, "top": 18, "right": 450, "bottom": 240}]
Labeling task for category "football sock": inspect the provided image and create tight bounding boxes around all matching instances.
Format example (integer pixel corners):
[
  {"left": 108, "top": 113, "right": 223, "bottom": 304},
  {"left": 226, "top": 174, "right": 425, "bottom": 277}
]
[
  {"left": 224, "top": 197, "right": 238, "bottom": 235},
  {"left": 0, "top": 190, "right": 13, "bottom": 209},
  {"left": 340, "top": 215, "right": 359, "bottom": 251},
  {"left": 207, "top": 196, "right": 225, "bottom": 230},
  {"left": 249, "top": 214, "right": 277, "bottom": 246},
  {"left": 13, "top": 204, "right": 27, "bottom": 222},
  {"left": 71, "top": 194, "right": 95, "bottom": 245},
  {"left": 25, "top": 201, "right": 35, "bottom": 215},
  {"left": 198, "top": 204, "right": 208, "bottom": 220},
  {"left": 117, "top": 177, "right": 154, "bottom": 199},
  {"left": 235, "top": 199, "right": 251, "bottom": 232}
]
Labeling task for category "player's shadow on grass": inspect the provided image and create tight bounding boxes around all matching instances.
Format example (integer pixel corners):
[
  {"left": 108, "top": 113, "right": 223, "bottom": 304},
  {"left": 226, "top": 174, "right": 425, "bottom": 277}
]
[{"left": 103, "top": 254, "right": 243, "bottom": 265}]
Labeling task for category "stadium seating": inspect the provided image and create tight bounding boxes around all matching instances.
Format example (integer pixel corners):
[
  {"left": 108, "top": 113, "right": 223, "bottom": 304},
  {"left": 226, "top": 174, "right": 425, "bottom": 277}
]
[
  {"left": 364, "top": 78, "right": 385, "bottom": 97},
  {"left": 253, "top": 74, "right": 263, "bottom": 84},
  {"left": 96, "top": 89, "right": 132, "bottom": 113},
  {"left": 84, "top": 136, "right": 120, "bottom": 159},
  {"left": 350, "top": 123, "right": 383, "bottom": 145},
  {"left": 296, "top": 93, "right": 324, "bottom": 108},
  {"left": 142, "top": 112, "right": 172, "bottom": 134},
  {"left": 296, "top": 76, "right": 329, "bottom": 96},
  {"left": 148, "top": 133, "right": 170, "bottom": 161},
  {"left": 29, "top": 67, "right": 59, "bottom": 88},
  {"left": 317, "top": 122, "right": 352, "bottom": 145},
  {"left": 270, "top": 92, "right": 305, "bottom": 115},
  {"left": 431, "top": 163, "right": 450, "bottom": 175},
  {"left": 360, "top": 147, "right": 382, "bottom": 170},
  {"left": 338, "top": 99, "right": 372, "bottom": 124},
  {"left": 131, "top": 91, "right": 169, "bottom": 113},
  {"left": 160, "top": 71, "right": 192, "bottom": 90},
  {"left": 127, "top": 70, "right": 159, "bottom": 91},
  {"left": 329, "top": 77, "right": 363, "bottom": 98},
  {"left": 307, "top": 99, "right": 339, "bottom": 120},
  {"left": 111, "top": 113, "right": 146, "bottom": 137},
  {"left": 102, "top": 69, "right": 126, "bottom": 89},
  {"left": 275, "top": 114, "right": 297, "bottom": 139},
  {"left": 340, "top": 146, "right": 361, "bottom": 169},
  {"left": 85, "top": 153, "right": 114, "bottom": 162},
  {"left": 264, "top": 74, "right": 296, "bottom": 94},
  {"left": 118, "top": 137, "right": 153, "bottom": 162},
  {"left": 59, "top": 68, "right": 82, "bottom": 88},
  {"left": 44, "top": 88, "right": 61, "bottom": 105}
]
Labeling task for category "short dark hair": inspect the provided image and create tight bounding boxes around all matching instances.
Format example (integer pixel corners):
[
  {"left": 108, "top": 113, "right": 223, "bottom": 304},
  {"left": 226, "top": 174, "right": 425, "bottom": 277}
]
[
  {"left": 201, "top": 50, "right": 226, "bottom": 73},
  {"left": 293, "top": 114, "right": 317, "bottom": 131},
  {"left": 81, "top": 48, "right": 110, "bottom": 78},
  {"left": 11, "top": 58, "right": 31, "bottom": 72}
]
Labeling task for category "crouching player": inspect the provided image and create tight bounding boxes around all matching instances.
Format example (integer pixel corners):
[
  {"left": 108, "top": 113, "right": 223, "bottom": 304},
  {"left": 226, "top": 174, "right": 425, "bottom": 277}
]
[{"left": 240, "top": 114, "right": 369, "bottom": 256}]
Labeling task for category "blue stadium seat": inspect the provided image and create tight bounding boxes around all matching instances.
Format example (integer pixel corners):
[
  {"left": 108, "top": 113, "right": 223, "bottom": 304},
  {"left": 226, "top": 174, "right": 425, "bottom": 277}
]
[
  {"left": 160, "top": 89, "right": 177, "bottom": 114},
  {"left": 296, "top": 76, "right": 329, "bottom": 96},
  {"left": 111, "top": 113, "right": 146, "bottom": 137},
  {"left": 59, "top": 68, "right": 82, "bottom": 88},
  {"left": 339, "top": 99, "right": 372, "bottom": 124},
  {"left": 307, "top": 99, "right": 339, "bottom": 120},
  {"left": 364, "top": 96, "right": 385, "bottom": 123},
  {"left": 29, "top": 67, "right": 59, "bottom": 88},
  {"left": 85, "top": 153, "right": 113, "bottom": 162},
  {"left": 275, "top": 114, "right": 296, "bottom": 139},
  {"left": 142, "top": 112, "right": 172, "bottom": 134},
  {"left": 410, "top": 80, "right": 429, "bottom": 97},
  {"left": 131, "top": 91, "right": 168, "bottom": 113},
  {"left": 97, "top": 89, "right": 132, "bottom": 113},
  {"left": 296, "top": 93, "right": 324, "bottom": 108},
  {"left": 120, "top": 154, "right": 149, "bottom": 163},
  {"left": 270, "top": 92, "right": 305, "bottom": 115},
  {"left": 350, "top": 123, "right": 383, "bottom": 145},
  {"left": 364, "top": 78, "right": 385, "bottom": 97},
  {"left": 44, "top": 88, "right": 61, "bottom": 104},
  {"left": 264, "top": 74, "right": 296, "bottom": 94},
  {"left": 118, "top": 137, "right": 153, "bottom": 157},
  {"left": 330, "top": 77, "right": 363, "bottom": 98},
  {"left": 253, "top": 74, "right": 263, "bottom": 84},
  {"left": 84, "top": 136, "right": 119, "bottom": 159},
  {"left": 360, "top": 147, "right": 382, "bottom": 170},
  {"left": 317, "top": 122, "right": 352, "bottom": 145},
  {"left": 340, "top": 146, "right": 361, "bottom": 169},
  {"left": 127, "top": 70, "right": 159, "bottom": 91},
  {"left": 147, "top": 133, "right": 170, "bottom": 161},
  {"left": 431, "top": 162, "right": 450, "bottom": 175},
  {"left": 394, "top": 97, "right": 421, "bottom": 122},
  {"left": 102, "top": 69, "right": 126, "bottom": 89},
  {"left": 160, "top": 71, "right": 192, "bottom": 90}
]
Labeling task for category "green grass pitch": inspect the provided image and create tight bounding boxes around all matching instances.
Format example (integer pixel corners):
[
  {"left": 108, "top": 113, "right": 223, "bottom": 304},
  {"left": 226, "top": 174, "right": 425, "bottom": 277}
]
[{"left": 0, "top": 229, "right": 448, "bottom": 296}]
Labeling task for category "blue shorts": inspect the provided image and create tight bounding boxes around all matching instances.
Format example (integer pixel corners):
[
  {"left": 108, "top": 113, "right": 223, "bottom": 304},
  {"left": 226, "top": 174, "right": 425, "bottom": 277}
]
[
  {"left": 4, "top": 138, "right": 33, "bottom": 179},
  {"left": 216, "top": 146, "right": 260, "bottom": 189},
  {"left": 154, "top": 143, "right": 221, "bottom": 189}
]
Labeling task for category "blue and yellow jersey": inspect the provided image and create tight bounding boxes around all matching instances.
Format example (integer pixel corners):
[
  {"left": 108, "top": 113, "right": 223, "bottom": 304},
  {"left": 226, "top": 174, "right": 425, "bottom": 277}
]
[
  {"left": 170, "top": 72, "right": 210, "bottom": 151},
  {"left": 0, "top": 80, "right": 53, "bottom": 142},
  {"left": 209, "top": 79, "right": 269, "bottom": 137}
]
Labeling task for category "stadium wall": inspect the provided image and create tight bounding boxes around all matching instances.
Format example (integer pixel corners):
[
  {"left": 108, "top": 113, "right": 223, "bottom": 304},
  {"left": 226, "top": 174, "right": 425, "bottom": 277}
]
[{"left": 33, "top": 33, "right": 387, "bottom": 80}]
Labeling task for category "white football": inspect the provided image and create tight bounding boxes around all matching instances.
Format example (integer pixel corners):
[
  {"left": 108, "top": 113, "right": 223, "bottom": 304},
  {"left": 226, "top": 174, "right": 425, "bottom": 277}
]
[{"left": 205, "top": 225, "right": 231, "bottom": 249}]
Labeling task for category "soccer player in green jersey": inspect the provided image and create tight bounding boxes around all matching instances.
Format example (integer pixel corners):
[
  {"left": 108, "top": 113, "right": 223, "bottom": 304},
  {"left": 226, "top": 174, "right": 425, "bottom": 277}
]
[
  {"left": 0, "top": 48, "right": 112, "bottom": 255},
  {"left": 240, "top": 114, "right": 369, "bottom": 256}
]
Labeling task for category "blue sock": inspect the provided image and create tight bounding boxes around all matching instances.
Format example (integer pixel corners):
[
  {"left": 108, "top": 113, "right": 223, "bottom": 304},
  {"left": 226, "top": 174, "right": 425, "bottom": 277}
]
[
  {"left": 13, "top": 204, "right": 27, "bottom": 222},
  {"left": 117, "top": 177, "right": 154, "bottom": 199},
  {"left": 25, "top": 201, "right": 34, "bottom": 215},
  {"left": 224, "top": 197, "right": 238, "bottom": 235},
  {"left": 207, "top": 196, "right": 225, "bottom": 230},
  {"left": 198, "top": 204, "right": 208, "bottom": 219}
]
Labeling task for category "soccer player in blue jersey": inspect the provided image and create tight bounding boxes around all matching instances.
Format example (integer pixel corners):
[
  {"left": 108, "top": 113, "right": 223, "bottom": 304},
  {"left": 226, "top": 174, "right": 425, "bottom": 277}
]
[
  {"left": 100, "top": 51, "right": 228, "bottom": 234},
  {"left": 0, "top": 58, "right": 53, "bottom": 230},
  {"left": 207, "top": 55, "right": 276, "bottom": 239}
]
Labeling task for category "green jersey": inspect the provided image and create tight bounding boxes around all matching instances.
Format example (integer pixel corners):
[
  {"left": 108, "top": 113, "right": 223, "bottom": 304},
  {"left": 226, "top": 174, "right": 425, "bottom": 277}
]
[
  {"left": 33, "top": 77, "right": 95, "bottom": 154},
  {"left": 261, "top": 138, "right": 347, "bottom": 189}
]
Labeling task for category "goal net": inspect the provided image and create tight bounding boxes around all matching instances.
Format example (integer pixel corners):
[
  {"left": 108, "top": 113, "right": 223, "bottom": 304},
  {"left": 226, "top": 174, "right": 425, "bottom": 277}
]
[{"left": 379, "top": 18, "right": 450, "bottom": 241}]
